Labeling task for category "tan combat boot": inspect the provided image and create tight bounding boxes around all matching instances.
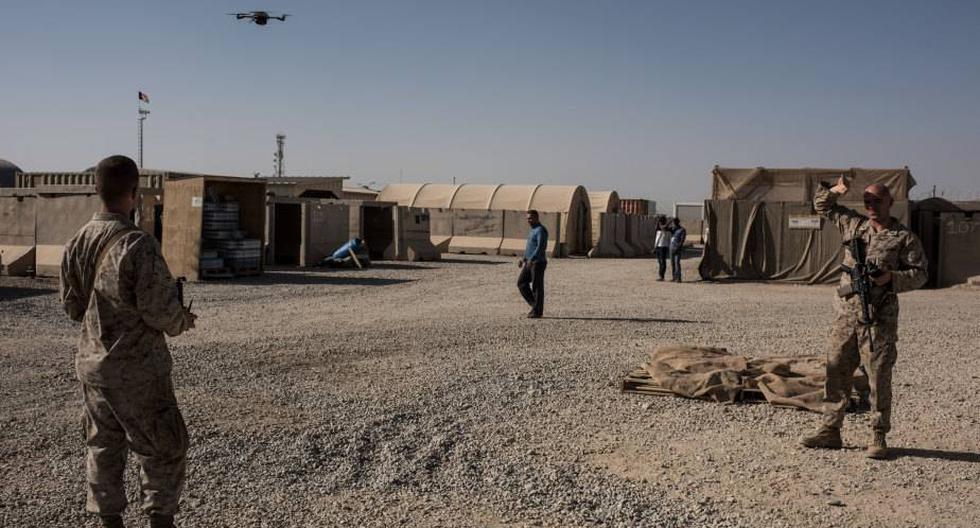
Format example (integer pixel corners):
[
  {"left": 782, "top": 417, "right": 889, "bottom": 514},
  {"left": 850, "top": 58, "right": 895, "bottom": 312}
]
[
  {"left": 866, "top": 431, "right": 889, "bottom": 460},
  {"left": 800, "top": 426, "right": 843, "bottom": 449}
]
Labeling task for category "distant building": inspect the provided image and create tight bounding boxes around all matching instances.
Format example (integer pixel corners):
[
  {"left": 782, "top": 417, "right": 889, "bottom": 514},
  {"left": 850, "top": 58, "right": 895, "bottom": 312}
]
[
  {"left": 0, "top": 159, "right": 22, "bottom": 187},
  {"left": 620, "top": 198, "right": 654, "bottom": 216},
  {"left": 257, "top": 176, "right": 347, "bottom": 199},
  {"left": 341, "top": 185, "right": 380, "bottom": 201}
]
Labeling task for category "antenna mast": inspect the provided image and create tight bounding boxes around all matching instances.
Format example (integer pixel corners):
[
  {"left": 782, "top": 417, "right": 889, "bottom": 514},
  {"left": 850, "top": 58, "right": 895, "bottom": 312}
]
[{"left": 274, "top": 133, "right": 286, "bottom": 178}]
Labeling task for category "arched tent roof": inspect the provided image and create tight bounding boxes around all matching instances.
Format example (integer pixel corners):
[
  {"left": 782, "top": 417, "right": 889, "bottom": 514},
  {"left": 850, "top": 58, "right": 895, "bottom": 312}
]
[
  {"left": 588, "top": 191, "right": 620, "bottom": 214},
  {"left": 379, "top": 183, "right": 593, "bottom": 255},
  {"left": 379, "top": 183, "right": 587, "bottom": 213}
]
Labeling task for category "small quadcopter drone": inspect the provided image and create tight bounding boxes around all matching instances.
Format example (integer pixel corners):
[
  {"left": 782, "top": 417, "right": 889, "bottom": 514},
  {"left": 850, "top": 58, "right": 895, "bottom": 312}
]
[{"left": 227, "top": 11, "right": 289, "bottom": 25}]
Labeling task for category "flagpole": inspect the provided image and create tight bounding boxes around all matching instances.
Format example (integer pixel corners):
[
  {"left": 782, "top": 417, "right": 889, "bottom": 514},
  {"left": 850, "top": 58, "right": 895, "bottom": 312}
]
[{"left": 137, "top": 93, "right": 150, "bottom": 168}]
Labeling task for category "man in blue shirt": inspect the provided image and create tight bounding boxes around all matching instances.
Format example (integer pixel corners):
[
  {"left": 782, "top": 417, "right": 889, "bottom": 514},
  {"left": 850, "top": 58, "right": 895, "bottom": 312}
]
[
  {"left": 518, "top": 210, "right": 548, "bottom": 318},
  {"left": 669, "top": 217, "right": 687, "bottom": 282}
]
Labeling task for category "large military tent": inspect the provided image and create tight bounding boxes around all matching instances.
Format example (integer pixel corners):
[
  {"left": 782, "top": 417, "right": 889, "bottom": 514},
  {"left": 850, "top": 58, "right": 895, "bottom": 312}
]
[
  {"left": 700, "top": 167, "right": 915, "bottom": 284},
  {"left": 377, "top": 183, "right": 592, "bottom": 255}
]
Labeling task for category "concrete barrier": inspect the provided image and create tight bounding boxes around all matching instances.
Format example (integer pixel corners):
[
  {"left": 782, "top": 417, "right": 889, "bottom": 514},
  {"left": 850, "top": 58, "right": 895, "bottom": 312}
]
[
  {"left": 499, "top": 211, "right": 561, "bottom": 257},
  {"left": 588, "top": 213, "right": 621, "bottom": 257},
  {"left": 428, "top": 209, "right": 454, "bottom": 252},
  {"left": 613, "top": 214, "right": 635, "bottom": 258},
  {"left": 35, "top": 194, "right": 102, "bottom": 276},
  {"left": 448, "top": 209, "right": 504, "bottom": 255},
  {"left": 393, "top": 206, "right": 440, "bottom": 261},
  {"left": 0, "top": 194, "right": 36, "bottom": 275}
]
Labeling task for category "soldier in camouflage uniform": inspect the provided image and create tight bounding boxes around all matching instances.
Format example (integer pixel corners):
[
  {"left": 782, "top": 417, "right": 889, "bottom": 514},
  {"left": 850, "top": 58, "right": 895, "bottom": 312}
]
[
  {"left": 60, "top": 156, "right": 196, "bottom": 528},
  {"left": 800, "top": 175, "right": 927, "bottom": 459}
]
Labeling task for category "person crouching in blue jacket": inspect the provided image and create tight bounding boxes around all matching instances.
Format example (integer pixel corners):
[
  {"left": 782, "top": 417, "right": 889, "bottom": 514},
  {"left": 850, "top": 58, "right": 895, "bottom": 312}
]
[{"left": 518, "top": 210, "right": 548, "bottom": 318}]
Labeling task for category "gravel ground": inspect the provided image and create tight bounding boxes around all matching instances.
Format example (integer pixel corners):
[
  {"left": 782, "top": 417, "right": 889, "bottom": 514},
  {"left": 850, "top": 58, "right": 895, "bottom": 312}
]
[{"left": 1, "top": 254, "right": 978, "bottom": 528}]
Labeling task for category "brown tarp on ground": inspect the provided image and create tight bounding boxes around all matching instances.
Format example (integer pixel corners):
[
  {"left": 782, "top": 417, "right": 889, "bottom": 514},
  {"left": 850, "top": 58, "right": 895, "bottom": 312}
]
[
  {"left": 642, "top": 345, "right": 867, "bottom": 412},
  {"left": 700, "top": 199, "right": 911, "bottom": 284},
  {"left": 712, "top": 167, "right": 915, "bottom": 201}
]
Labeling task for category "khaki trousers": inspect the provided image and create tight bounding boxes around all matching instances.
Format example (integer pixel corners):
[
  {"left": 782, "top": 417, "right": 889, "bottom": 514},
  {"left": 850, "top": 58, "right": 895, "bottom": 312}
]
[{"left": 82, "top": 376, "right": 188, "bottom": 515}]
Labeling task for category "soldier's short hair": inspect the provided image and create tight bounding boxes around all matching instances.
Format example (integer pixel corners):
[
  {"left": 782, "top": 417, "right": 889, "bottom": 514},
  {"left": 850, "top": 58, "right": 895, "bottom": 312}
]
[
  {"left": 95, "top": 155, "right": 139, "bottom": 205},
  {"left": 527, "top": 209, "right": 539, "bottom": 218}
]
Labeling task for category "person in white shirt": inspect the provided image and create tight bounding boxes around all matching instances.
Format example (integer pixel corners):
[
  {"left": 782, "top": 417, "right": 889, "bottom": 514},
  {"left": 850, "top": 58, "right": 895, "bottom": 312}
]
[{"left": 653, "top": 217, "right": 670, "bottom": 281}]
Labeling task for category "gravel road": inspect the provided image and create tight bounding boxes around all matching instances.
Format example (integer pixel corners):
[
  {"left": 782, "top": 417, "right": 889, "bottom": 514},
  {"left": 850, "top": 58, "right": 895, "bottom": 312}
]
[{"left": 1, "top": 254, "right": 978, "bottom": 527}]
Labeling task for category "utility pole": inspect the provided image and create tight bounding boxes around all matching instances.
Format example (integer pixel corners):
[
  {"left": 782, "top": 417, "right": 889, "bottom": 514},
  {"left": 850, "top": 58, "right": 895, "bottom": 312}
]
[{"left": 274, "top": 133, "right": 286, "bottom": 178}]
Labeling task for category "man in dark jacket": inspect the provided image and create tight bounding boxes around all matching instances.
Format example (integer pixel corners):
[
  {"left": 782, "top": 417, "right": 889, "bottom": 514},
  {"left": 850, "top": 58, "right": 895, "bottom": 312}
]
[
  {"left": 669, "top": 218, "right": 687, "bottom": 282},
  {"left": 518, "top": 210, "right": 548, "bottom": 318}
]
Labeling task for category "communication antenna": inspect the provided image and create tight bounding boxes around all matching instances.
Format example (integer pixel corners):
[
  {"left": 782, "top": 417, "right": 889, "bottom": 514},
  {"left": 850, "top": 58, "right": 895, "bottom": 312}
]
[{"left": 274, "top": 133, "right": 286, "bottom": 178}]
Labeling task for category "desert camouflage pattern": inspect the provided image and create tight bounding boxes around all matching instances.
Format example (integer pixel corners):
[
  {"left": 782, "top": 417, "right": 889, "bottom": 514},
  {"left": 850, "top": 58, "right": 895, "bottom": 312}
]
[
  {"left": 813, "top": 187, "right": 928, "bottom": 432},
  {"left": 60, "top": 212, "right": 190, "bottom": 387},
  {"left": 60, "top": 212, "right": 191, "bottom": 516},
  {"left": 83, "top": 378, "right": 188, "bottom": 515}
]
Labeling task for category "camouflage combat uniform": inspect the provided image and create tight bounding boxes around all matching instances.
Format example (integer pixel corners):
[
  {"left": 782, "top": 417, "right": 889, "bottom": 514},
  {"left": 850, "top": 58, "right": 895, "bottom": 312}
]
[
  {"left": 60, "top": 212, "right": 192, "bottom": 517},
  {"left": 814, "top": 188, "right": 928, "bottom": 433}
]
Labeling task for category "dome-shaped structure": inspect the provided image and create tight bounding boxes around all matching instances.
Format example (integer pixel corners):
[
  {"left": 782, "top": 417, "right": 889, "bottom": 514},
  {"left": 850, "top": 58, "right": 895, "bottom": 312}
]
[
  {"left": 0, "top": 159, "right": 22, "bottom": 187},
  {"left": 379, "top": 183, "right": 593, "bottom": 255}
]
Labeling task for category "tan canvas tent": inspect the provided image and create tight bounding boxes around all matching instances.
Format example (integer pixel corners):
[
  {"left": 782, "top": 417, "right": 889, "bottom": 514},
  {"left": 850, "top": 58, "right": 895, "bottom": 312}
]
[
  {"left": 378, "top": 183, "right": 591, "bottom": 255},
  {"left": 712, "top": 166, "right": 915, "bottom": 202},
  {"left": 700, "top": 167, "right": 915, "bottom": 284}
]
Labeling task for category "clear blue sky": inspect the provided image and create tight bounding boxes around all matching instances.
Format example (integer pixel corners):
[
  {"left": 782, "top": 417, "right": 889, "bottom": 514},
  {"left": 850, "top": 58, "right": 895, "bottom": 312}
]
[{"left": 2, "top": 1, "right": 978, "bottom": 205}]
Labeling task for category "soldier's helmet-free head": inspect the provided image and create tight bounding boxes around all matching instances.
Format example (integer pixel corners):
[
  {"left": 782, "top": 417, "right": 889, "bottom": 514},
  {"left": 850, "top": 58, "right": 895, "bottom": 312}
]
[
  {"left": 863, "top": 183, "right": 893, "bottom": 223},
  {"left": 526, "top": 209, "right": 539, "bottom": 226},
  {"left": 95, "top": 155, "right": 140, "bottom": 210}
]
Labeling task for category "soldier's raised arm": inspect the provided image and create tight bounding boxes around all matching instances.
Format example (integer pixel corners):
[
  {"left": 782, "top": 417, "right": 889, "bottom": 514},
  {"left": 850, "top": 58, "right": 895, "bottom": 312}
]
[
  {"left": 815, "top": 175, "right": 862, "bottom": 233},
  {"left": 127, "top": 234, "right": 193, "bottom": 337},
  {"left": 59, "top": 235, "right": 86, "bottom": 322},
  {"left": 890, "top": 234, "right": 929, "bottom": 293}
]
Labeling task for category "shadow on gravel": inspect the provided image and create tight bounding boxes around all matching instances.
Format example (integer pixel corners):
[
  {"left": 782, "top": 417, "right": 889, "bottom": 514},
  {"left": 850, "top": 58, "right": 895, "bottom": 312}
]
[
  {"left": 544, "top": 316, "right": 707, "bottom": 324},
  {"left": 0, "top": 286, "right": 55, "bottom": 301},
  {"left": 891, "top": 448, "right": 980, "bottom": 463},
  {"left": 370, "top": 262, "right": 436, "bottom": 270},
  {"left": 439, "top": 258, "right": 508, "bottom": 265},
  {"left": 221, "top": 272, "right": 415, "bottom": 287}
]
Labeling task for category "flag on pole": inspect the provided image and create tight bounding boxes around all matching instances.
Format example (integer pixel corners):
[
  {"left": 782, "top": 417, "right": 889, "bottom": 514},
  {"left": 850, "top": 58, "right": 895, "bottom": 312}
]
[{"left": 139, "top": 91, "right": 149, "bottom": 103}]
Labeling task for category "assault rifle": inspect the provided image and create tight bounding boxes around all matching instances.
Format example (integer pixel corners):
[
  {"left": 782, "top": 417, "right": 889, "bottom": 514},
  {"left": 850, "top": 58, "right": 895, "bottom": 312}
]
[
  {"left": 176, "top": 276, "right": 192, "bottom": 311},
  {"left": 837, "top": 238, "right": 882, "bottom": 325}
]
